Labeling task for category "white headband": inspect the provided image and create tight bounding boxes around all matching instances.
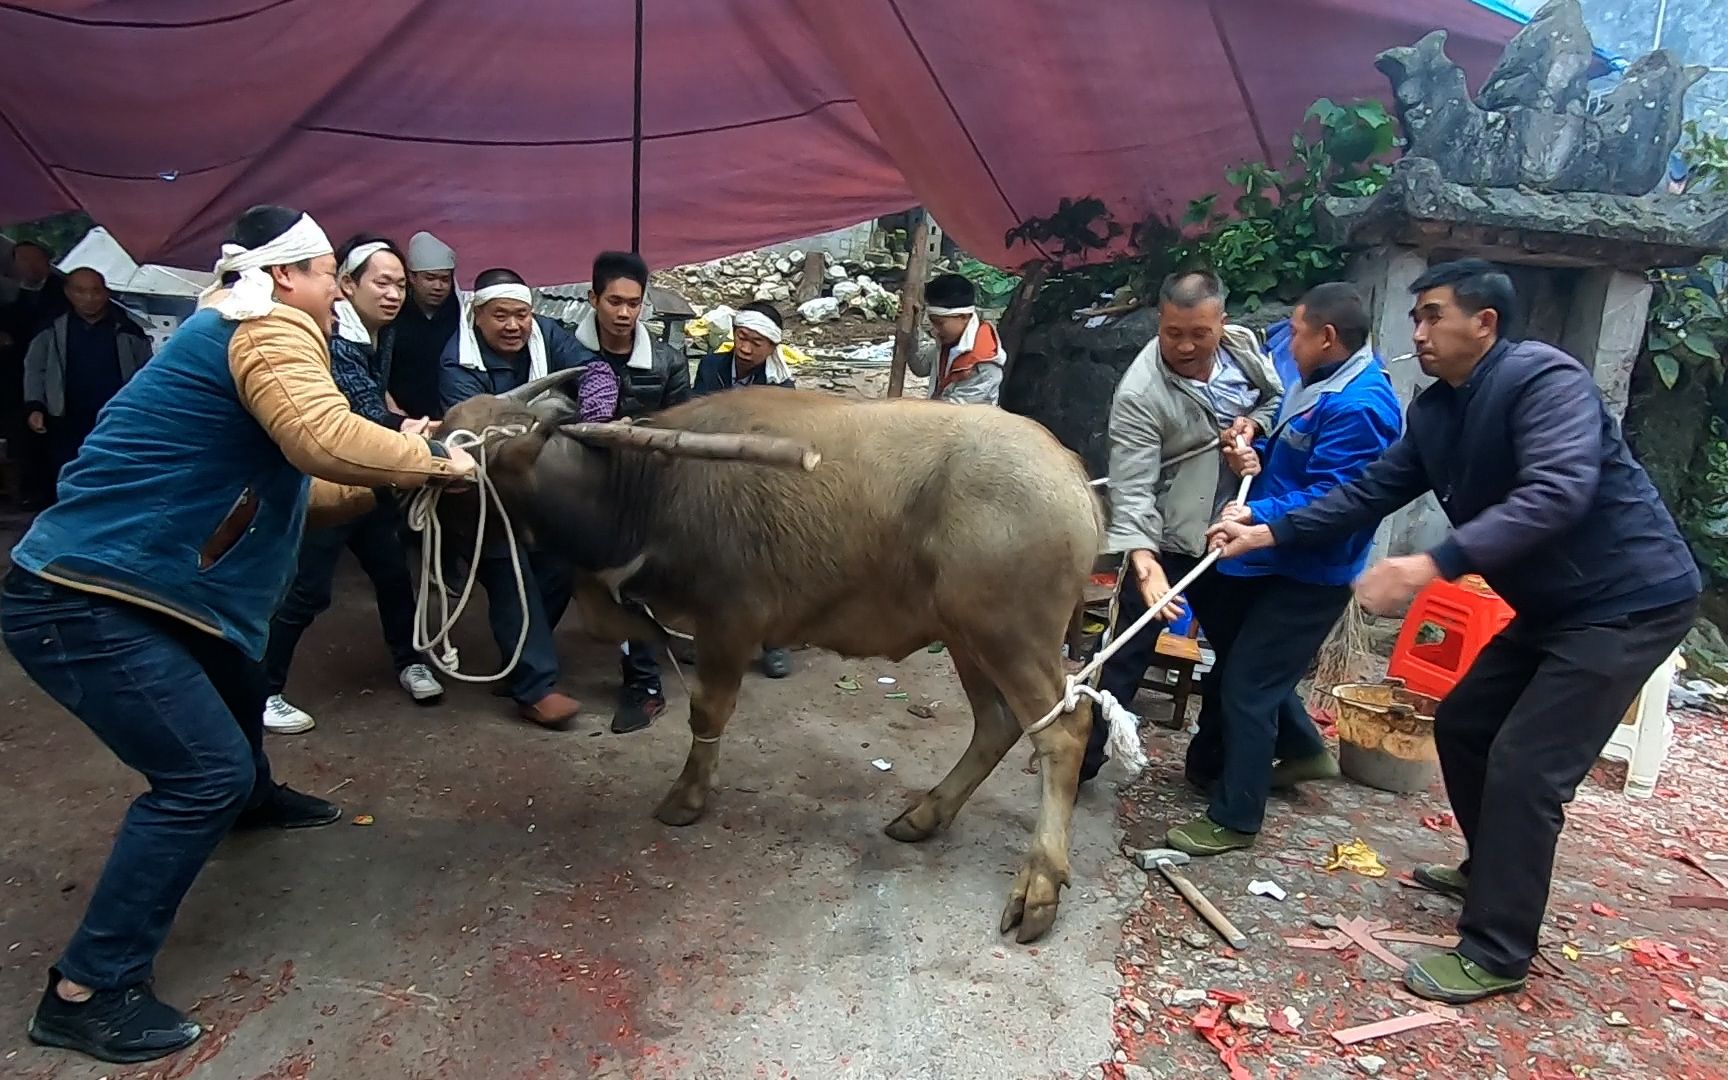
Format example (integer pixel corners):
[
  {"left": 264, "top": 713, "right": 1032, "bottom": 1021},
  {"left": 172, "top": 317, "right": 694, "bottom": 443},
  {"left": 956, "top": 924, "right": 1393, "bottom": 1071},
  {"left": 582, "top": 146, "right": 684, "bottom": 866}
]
[
  {"left": 458, "top": 282, "right": 546, "bottom": 377},
  {"left": 732, "top": 309, "right": 783, "bottom": 344},
  {"left": 926, "top": 304, "right": 976, "bottom": 317},
  {"left": 471, "top": 282, "right": 533, "bottom": 309},
  {"left": 339, "top": 240, "right": 391, "bottom": 281},
  {"left": 201, "top": 213, "right": 333, "bottom": 322}
]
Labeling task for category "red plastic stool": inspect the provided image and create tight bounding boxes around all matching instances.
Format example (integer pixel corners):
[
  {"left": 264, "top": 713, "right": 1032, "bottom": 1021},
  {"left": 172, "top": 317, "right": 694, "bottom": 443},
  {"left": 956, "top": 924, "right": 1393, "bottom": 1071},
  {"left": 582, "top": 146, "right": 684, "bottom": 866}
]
[{"left": 1386, "top": 575, "right": 1515, "bottom": 700}]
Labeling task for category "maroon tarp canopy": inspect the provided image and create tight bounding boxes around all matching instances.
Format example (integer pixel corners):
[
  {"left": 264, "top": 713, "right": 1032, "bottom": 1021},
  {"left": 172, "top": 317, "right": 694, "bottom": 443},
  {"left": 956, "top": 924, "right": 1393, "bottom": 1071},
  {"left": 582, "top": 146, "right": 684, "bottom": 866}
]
[{"left": 0, "top": 0, "right": 1519, "bottom": 282}]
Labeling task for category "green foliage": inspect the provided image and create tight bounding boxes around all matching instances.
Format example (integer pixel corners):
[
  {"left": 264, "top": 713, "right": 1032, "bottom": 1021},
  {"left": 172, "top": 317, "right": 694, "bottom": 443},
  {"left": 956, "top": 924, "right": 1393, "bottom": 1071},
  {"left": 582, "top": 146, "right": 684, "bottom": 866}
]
[
  {"left": 1681, "top": 119, "right": 1728, "bottom": 192},
  {"left": 1685, "top": 417, "right": 1728, "bottom": 581},
  {"left": 1170, "top": 98, "right": 1397, "bottom": 310},
  {"left": 1643, "top": 120, "right": 1728, "bottom": 391},
  {"left": 3, "top": 211, "right": 95, "bottom": 261},
  {"left": 1646, "top": 264, "right": 1726, "bottom": 389},
  {"left": 1005, "top": 97, "right": 1396, "bottom": 320}
]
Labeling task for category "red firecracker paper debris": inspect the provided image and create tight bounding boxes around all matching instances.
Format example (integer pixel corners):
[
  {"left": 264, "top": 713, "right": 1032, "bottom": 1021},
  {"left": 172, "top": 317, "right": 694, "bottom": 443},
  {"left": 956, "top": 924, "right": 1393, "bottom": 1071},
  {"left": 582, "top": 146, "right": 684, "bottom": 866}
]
[
  {"left": 1421, "top": 812, "right": 1456, "bottom": 831},
  {"left": 1207, "top": 990, "right": 1248, "bottom": 1005},
  {"left": 1191, "top": 1008, "right": 1253, "bottom": 1080},
  {"left": 1628, "top": 939, "right": 1703, "bottom": 972},
  {"left": 1591, "top": 902, "right": 1622, "bottom": 918},
  {"left": 1269, "top": 1009, "right": 1300, "bottom": 1035}
]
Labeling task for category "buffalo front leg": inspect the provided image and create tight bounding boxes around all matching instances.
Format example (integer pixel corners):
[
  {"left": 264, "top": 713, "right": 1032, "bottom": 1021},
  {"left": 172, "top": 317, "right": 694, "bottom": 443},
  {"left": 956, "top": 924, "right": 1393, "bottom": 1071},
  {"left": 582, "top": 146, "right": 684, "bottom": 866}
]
[
  {"left": 996, "top": 671, "right": 1089, "bottom": 944},
  {"left": 653, "top": 641, "right": 747, "bottom": 827},
  {"left": 885, "top": 649, "right": 1019, "bottom": 843}
]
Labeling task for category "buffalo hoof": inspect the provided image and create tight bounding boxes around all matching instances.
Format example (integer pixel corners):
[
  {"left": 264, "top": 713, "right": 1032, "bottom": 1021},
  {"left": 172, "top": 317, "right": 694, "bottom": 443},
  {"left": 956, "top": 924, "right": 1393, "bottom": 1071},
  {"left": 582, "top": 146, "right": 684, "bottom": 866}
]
[
  {"left": 883, "top": 805, "right": 940, "bottom": 844},
  {"left": 999, "top": 860, "right": 1065, "bottom": 943},
  {"left": 653, "top": 791, "right": 706, "bottom": 827}
]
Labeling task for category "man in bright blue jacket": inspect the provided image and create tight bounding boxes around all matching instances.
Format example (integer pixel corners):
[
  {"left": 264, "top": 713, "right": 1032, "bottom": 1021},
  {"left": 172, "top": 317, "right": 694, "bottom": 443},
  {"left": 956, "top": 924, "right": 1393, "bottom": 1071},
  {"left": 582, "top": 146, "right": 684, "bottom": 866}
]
[{"left": 1166, "top": 283, "right": 1401, "bottom": 856}]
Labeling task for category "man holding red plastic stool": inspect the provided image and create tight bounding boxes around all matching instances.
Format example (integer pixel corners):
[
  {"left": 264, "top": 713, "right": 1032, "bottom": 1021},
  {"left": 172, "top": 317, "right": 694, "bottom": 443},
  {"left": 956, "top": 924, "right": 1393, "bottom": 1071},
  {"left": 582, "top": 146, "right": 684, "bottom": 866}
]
[{"left": 1209, "top": 259, "right": 1700, "bottom": 1005}]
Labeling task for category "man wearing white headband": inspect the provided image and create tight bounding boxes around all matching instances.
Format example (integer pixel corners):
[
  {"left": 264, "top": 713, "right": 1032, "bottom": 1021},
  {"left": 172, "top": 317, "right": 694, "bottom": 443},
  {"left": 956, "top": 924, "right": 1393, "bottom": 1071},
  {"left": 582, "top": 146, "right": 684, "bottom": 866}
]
[
  {"left": 691, "top": 299, "right": 797, "bottom": 677},
  {"left": 907, "top": 273, "right": 1007, "bottom": 406},
  {"left": 1, "top": 205, "right": 476, "bottom": 1065},
  {"left": 261, "top": 234, "right": 449, "bottom": 737},
  {"left": 390, "top": 230, "right": 460, "bottom": 419},
  {"left": 694, "top": 300, "right": 797, "bottom": 394},
  {"left": 440, "top": 267, "right": 621, "bottom": 731},
  {"left": 569, "top": 250, "right": 692, "bottom": 735}
]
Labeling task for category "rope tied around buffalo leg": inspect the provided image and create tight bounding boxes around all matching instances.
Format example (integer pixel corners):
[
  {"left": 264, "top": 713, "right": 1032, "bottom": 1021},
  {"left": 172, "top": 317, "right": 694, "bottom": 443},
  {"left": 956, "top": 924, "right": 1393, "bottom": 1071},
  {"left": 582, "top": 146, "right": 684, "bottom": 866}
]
[{"left": 1023, "top": 436, "right": 1255, "bottom": 775}]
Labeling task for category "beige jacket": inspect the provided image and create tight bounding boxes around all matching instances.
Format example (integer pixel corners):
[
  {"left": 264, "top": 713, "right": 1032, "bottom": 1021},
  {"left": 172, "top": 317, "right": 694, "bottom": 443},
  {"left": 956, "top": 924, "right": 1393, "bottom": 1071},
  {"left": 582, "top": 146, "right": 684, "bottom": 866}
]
[
  {"left": 1105, "top": 325, "right": 1283, "bottom": 558},
  {"left": 224, "top": 302, "right": 461, "bottom": 525}
]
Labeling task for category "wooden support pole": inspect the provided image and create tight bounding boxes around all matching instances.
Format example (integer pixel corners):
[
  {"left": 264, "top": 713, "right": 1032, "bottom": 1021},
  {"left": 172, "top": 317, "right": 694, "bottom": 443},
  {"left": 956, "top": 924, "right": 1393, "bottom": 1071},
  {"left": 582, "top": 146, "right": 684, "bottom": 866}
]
[
  {"left": 997, "top": 259, "right": 1050, "bottom": 391},
  {"left": 888, "top": 211, "right": 932, "bottom": 399}
]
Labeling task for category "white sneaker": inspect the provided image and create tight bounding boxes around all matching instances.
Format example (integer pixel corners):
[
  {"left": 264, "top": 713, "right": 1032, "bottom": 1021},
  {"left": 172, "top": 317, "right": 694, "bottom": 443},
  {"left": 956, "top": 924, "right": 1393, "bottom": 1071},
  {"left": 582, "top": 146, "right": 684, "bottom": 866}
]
[
  {"left": 263, "top": 695, "right": 315, "bottom": 734},
  {"left": 399, "top": 663, "right": 445, "bottom": 704}
]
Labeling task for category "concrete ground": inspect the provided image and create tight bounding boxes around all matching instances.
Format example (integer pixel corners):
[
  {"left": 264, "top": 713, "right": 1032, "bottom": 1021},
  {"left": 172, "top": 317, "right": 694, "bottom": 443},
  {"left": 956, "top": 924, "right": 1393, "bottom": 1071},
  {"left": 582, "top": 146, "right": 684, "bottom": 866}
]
[{"left": 0, "top": 560, "right": 1132, "bottom": 1080}]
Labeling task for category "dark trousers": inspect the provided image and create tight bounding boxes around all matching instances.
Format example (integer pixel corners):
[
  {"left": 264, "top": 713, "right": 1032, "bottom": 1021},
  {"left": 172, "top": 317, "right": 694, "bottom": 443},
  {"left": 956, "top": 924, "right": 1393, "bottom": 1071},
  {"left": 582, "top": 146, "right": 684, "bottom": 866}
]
[
  {"left": 1, "top": 568, "right": 272, "bottom": 990},
  {"left": 263, "top": 504, "right": 421, "bottom": 694},
  {"left": 620, "top": 637, "right": 662, "bottom": 691},
  {"left": 1086, "top": 552, "right": 1206, "bottom": 781},
  {"left": 44, "top": 413, "right": 99, "bottom": 506},
  {"left": 1182, "top": 573, "right": 1345, "bottom": 833},
  {"left": 1440, "top": 597, "right": 1697, "bottom": 978},
  {"left": 477, "top": 547, "right": 573, "bottom": 705}
]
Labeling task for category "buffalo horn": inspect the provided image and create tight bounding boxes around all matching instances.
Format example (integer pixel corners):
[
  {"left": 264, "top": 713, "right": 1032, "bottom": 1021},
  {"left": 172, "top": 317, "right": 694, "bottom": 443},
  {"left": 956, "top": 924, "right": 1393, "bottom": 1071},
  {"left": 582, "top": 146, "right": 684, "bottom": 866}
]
[
  {"left": 558, "top": 423, "right": 821, "bottom": 471},
  {"left": 500, "top": 367, "right": 589, "bottom": 403}
]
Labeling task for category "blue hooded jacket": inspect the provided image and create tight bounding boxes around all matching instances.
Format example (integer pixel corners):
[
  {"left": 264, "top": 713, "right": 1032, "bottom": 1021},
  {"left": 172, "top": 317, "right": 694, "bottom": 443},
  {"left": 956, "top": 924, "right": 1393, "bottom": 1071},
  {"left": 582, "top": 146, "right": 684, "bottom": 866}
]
[{"left": 1219, "top": 327, "right": 1402, "bottom": 585}]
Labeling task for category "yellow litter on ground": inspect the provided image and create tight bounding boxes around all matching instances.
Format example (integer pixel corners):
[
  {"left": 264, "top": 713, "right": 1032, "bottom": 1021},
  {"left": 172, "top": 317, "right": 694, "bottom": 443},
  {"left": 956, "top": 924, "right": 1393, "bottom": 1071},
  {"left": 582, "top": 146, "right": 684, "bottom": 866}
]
[{"left": 1323, "top": 838, "right": 1387, "bottom": 878}]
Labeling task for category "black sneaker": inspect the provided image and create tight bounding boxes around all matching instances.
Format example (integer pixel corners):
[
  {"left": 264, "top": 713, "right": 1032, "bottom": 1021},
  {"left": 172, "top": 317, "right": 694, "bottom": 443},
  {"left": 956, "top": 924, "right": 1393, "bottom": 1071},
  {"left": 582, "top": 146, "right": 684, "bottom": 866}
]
[
  {"left": 760, "top": 648, "right": 793, "bottom": 679},
  {"left": 28, "top": 969, "right": 202, "bottom": 1064},
  {"left": 612, "top": 684, "right": 665, "bottom": 734},
  {"left": 234, "top": 783, "right": 343, "bottom": 830}
]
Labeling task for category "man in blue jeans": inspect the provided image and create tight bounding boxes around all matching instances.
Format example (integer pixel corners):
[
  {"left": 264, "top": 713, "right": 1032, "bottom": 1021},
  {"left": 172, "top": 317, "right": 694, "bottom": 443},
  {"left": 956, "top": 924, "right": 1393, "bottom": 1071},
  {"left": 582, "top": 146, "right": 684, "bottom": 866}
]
[
  {"left": 1164, "top": 283, "right": 1401, "bottom": 854},
  {"left": 440, "top": 266, "right": 620, "bottom": 729},
  {"left": 1, "top": 205, "right": 473, "bottom": 1064}
]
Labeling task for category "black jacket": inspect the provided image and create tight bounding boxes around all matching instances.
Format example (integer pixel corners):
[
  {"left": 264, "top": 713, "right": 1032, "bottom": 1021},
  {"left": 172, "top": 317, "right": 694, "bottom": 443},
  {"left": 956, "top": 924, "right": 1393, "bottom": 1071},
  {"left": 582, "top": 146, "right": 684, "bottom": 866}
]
[
  {"left": 388, "top": 293, "right": 460, "bottom": 419},
  {"left": 1271, "top": 338, "right": 1700, "bottom": 625},
  {"left": 571, "top": 334, "right": 691, "bottom": 419}
]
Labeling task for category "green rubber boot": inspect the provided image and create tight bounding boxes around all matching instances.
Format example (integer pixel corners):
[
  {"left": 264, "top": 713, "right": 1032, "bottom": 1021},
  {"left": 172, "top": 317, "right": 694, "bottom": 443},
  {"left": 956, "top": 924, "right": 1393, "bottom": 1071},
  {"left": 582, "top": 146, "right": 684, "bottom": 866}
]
[
  {"left": 1165, "top": 817, "right": 1256, "bottom": 857},
  {"left": 1412, "top": 863, "right": 1469, "bottom": 901},
  {"left": 1269, "top": 752, "right": 1341, "bottom": 789},
  {"left": 1403, "top": 950, "right": 1526, "bottom": 1004}
]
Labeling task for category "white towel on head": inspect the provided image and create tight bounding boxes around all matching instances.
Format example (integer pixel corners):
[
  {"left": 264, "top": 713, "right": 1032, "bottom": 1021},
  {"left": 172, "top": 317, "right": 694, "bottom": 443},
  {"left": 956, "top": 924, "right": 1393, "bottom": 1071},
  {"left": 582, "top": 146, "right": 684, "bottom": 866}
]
[
  {"left": 199, "top": 213, "right": 333, "bottom": 322},
  {"left": 732, "top": 309, "right": 793, "bottom": 383},
  {"left": 575, "top": 305, "right": 654, "bottom": 371},
  {"left": 458, "top": 283, "right": 546, "bottom": 378},
  {"left": 339, "top": 240, "right": 390, "bottom": 282},
  {"left": 406, "top": 231, "right": 456, "bottom": 272}
]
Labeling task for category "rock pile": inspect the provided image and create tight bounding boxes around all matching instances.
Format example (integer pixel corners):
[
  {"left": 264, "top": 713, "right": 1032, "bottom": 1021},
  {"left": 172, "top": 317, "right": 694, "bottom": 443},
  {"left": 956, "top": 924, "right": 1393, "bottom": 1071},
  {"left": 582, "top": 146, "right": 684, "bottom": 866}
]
[{"left": 671, "top": 249, "right": 901, "bottom": 322}]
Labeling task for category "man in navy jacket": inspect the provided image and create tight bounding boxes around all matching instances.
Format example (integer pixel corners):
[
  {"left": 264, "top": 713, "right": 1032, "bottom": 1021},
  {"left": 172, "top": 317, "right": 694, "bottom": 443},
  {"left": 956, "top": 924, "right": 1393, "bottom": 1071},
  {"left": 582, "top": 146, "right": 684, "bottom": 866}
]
[
  {"left": 1167, "top": 283, "right": 1401, "bottom": 856},
  {"left": 1211, "top": 259, "right": 1700, "bottom": 1005}
]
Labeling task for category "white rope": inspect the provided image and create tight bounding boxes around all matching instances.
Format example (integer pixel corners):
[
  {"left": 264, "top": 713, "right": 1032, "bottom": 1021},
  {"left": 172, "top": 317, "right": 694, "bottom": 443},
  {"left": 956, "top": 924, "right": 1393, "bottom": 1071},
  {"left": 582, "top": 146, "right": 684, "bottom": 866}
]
[
  {"left": 405, "top": 424, "right": 535, "bottom": 683},
  {"left": 1025, "top": 436, "right": 1255, "bottom": 745}
]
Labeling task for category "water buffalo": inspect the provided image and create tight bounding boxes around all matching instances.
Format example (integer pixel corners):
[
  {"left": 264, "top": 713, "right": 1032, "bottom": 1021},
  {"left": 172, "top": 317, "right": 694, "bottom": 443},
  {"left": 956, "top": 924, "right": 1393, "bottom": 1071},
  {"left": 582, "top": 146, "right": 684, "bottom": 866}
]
[{"left": 438, "top": 371, "right": 1103, "bottom": 942}]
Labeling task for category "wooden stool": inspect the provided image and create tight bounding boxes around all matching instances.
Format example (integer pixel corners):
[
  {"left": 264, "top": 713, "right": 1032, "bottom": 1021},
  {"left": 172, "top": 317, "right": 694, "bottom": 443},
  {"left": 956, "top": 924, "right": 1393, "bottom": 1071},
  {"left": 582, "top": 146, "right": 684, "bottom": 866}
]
[{"left": 1141, "top": 622, "right": 1203, "bottom": 726}]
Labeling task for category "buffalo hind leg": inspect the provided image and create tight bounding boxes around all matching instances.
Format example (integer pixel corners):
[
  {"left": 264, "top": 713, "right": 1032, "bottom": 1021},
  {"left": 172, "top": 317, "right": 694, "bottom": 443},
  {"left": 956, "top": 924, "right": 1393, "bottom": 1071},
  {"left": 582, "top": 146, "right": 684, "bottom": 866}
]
[
  {"left": 885, "top": 648, "right": 1019, "bottom": 843},
  {"left": 990, "top": 654, "right": 1089, "bottom": 944},
  {"left": 653, "top": 638, "right": 749, "bottom": 827}
]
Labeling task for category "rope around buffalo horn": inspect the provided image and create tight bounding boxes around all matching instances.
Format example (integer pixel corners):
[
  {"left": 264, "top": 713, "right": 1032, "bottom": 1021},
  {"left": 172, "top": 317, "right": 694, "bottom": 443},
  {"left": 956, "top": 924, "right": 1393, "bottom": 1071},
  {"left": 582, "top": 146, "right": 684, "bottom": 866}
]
[
  {"left": 557, "top": 423, "right": 821, "bottom": 471},
  {"left": 405, "top": 424, "right": 535, "bottom": 682}
]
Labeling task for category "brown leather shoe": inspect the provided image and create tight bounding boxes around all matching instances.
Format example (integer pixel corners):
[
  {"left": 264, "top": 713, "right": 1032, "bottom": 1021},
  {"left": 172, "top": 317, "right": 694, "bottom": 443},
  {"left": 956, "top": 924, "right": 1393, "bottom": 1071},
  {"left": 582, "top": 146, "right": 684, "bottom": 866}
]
[{"left": 518, "top": 692, "right": 581, "bottom": 730}]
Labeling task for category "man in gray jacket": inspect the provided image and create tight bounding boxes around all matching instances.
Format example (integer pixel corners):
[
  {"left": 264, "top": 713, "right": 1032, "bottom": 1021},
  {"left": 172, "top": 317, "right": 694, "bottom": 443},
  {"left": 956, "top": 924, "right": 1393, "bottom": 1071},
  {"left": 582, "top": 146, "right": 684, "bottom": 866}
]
[
  {"left": 24, "top": 268, "right": 151, "bottom": 496},
  {"left": 1083, "top": 270, "right": 1282, "bottom": 782}
]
